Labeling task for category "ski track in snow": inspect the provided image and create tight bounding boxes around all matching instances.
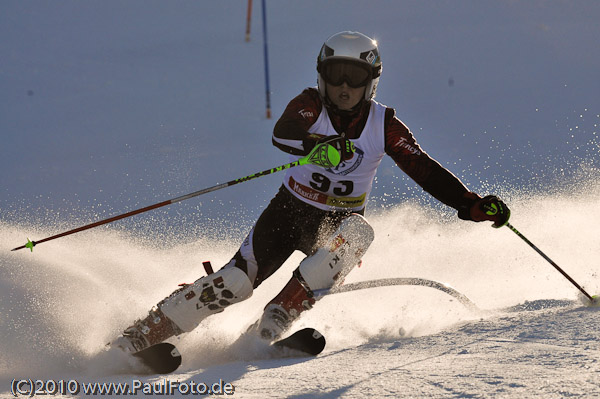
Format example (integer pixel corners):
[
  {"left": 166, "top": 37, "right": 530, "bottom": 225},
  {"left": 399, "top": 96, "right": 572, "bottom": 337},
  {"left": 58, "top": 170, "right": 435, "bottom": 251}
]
[{"left": 222, "top": 304, "right": 600, "bottom": 398}]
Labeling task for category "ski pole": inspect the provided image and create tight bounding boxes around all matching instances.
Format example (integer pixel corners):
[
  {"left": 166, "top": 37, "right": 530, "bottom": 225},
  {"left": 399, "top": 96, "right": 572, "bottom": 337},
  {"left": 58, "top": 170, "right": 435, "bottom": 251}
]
[
  {"left": 506, "top": 223, "right": 598, "bottom": 304},
  {"left": 11, "top": 143, "right": 341, "bottom": 252}
]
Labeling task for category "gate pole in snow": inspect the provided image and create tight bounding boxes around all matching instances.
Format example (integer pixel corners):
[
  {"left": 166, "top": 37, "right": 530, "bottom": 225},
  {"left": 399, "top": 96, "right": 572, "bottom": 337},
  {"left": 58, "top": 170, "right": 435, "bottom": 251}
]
[
  {"left": 261, "top": 0, "right": 272, "bottom": 118},
  {"left": 245, "top": 0, "right": 253, "bottom": 42}
]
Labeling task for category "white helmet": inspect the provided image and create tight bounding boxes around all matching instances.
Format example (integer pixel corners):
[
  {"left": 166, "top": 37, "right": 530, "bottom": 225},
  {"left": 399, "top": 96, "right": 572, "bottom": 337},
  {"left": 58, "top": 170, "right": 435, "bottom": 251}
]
[{"left": 317, "top": 31, "right": 382, "bottom": 101}]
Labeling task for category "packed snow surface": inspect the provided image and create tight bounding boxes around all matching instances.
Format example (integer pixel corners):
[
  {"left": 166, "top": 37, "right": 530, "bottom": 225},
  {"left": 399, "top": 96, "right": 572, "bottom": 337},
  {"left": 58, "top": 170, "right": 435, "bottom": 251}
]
[{"left": 1, "top": 1, "right": 599, "bottom": 398}]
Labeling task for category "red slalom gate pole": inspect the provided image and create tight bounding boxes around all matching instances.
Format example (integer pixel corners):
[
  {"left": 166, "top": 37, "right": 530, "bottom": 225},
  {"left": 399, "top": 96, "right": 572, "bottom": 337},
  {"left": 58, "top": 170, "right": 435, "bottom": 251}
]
[{"left": 245, "top": 0, "right": 253, "bottom": 42}]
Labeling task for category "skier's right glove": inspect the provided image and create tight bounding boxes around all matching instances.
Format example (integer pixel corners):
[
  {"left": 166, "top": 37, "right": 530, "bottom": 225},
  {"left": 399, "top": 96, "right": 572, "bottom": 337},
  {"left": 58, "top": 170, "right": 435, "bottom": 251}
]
[
  {"left": 316, "top": 135, "right": 355, "bottom": 161},
  {"left": 458, "top": 192, "right": 511, "bottom": 228}
]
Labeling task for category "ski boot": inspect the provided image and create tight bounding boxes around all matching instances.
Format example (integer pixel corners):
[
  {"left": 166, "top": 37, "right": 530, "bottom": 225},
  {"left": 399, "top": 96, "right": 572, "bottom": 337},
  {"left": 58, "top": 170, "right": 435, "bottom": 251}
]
[
  {"left": 256, "top": 270, "right": 316, "bottom": 340},
  {"left": 112, "top": 266, "right": 253, "bottom": 353},
  {"left": 112, "top": 307, "right": 182, "bottom": 353}
]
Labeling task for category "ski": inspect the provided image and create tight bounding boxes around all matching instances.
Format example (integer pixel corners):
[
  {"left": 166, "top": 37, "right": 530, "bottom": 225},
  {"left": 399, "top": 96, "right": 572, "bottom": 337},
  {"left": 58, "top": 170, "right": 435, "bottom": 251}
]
[
  {"left": 133, "top": 342, "right": 182, "bottom": 374},
  {"left": 272, "top": 328, "right": 326, "bottom": 357},
  {"left": 126, "top": 328, "right": 323, "bottom": 375}
]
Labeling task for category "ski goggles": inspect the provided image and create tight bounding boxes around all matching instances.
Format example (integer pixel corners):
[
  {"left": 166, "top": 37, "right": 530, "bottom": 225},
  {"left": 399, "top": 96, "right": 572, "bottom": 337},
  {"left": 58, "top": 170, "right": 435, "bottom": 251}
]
[{"left": 320, "top": 60, "right": 372, "bottom": 88}]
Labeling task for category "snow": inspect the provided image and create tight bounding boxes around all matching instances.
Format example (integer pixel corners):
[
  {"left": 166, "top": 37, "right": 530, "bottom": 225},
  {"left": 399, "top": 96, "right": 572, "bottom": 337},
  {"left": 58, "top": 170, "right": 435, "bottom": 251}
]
[{"left": 1, "top": 1, "right": 600, "bottom": 397}]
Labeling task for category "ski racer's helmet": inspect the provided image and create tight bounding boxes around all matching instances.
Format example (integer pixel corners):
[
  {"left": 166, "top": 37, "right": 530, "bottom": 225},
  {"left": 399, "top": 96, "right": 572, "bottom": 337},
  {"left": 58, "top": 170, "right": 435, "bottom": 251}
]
[{"left": 317, "top": 31, "right": 382, "bottom": 101}]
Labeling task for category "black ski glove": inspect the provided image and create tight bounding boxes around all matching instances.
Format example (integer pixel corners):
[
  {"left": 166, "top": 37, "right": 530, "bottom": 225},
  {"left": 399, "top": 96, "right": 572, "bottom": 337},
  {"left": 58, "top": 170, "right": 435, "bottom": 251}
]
[
  {"left": 316, "top": 135, "right": 356, "bottom": 161},
  {"left": 458, "top": 192, "right": 511, "bottom": 228}
]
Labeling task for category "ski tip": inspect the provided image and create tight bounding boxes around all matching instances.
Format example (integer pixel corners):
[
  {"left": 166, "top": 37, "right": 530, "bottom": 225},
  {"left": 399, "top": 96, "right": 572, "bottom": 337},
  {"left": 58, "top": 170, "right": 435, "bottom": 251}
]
[
  {"left": 273, "top": 328, "right": 326, "bottom": 357},
  {"left": 133, "top": 342, "right": 182, "bottom": 374},
  {"left": 589, "top": 295, "right": 600, "bottom": 308}
]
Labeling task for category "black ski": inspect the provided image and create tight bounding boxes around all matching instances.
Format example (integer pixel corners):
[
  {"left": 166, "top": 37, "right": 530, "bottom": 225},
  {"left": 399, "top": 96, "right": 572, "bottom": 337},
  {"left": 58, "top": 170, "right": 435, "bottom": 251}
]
[
  {"left": 127, "top": 328, "right": 322, "bottom": 375},
  {"left": 272, "top": 328, "right": 326, "bottom": 356},
  {"left": 133, "top": 342, "right": 182, "bottom": 374}
]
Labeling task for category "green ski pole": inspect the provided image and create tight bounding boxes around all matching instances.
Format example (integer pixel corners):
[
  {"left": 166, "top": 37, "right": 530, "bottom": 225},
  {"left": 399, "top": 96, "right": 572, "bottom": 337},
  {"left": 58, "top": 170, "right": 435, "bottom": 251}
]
[{"left": 11, "top": 143, "right": 342, "bottom": 252}]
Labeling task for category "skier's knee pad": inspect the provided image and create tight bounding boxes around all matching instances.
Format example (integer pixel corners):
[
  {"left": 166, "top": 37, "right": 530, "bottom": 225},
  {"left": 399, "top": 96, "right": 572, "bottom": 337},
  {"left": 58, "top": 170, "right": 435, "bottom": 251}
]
[
  {"left": 299, "top": 213, "right": 374, "bottom": 291},
  {"left": 159, "top": 266, "right": 253, "bottom": 332}
]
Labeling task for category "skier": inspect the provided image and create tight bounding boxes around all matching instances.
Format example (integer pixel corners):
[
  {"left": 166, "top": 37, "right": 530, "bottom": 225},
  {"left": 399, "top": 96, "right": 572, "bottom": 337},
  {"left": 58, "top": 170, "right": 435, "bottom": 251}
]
[{"left": 112, "top": 31, "right": 510, "bottom": 353}]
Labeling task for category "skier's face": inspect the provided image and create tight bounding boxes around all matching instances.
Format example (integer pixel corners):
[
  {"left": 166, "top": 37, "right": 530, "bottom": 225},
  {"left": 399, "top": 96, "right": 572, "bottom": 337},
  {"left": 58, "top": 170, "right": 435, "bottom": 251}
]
[{"left": 326, "top": 82, "right": 366, "bottom": 110}]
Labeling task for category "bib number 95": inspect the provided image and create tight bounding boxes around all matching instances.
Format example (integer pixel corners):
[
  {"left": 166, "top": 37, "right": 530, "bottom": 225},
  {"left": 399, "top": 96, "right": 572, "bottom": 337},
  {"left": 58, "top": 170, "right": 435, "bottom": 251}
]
[{"left": 310, "top": 173, "right": 353, "bottom": 196}]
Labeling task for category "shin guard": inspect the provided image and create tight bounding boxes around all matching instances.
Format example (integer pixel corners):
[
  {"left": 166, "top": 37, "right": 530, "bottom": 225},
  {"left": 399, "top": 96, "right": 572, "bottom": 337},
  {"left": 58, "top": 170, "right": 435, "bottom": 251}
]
[
  {"left": 298, "top": 213, "right": 374, "bottom": 290},
  {"left": 159, "top": 266, "right": 253, "bottom": 332}
]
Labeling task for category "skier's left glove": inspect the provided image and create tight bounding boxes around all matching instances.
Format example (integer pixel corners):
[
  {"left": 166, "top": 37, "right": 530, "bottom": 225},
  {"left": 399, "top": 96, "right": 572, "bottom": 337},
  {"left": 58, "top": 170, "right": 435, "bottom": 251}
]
[
  {"left": 316, "top": 135, "right": 355, "bottom": 161},
  {"left": 458, "top": 192, "right": 510, "bottom": 228}
]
